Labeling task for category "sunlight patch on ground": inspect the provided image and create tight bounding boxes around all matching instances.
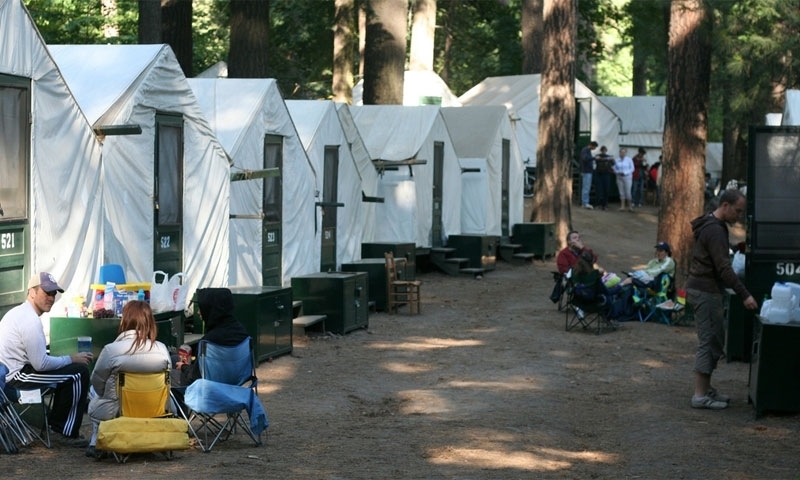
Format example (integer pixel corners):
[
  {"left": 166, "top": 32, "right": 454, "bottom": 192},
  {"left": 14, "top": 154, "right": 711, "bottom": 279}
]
[
  {"left": 398, "top": 389, "right": 453, "bottom": 414},
  {"left": 370, "top": 337, "right": 484, "bottom": 351},
  {"left": 427, "top": 446, "right": 618, "bottom": 471},
  {"left": 639, "top": 359, "right": 668, "bottom": 368},
  {"left": 382, "top": 362, "right": 435, "bottom": 374},
  {"left": 446, "top": 377, "right": 541, "bottom": 391}
]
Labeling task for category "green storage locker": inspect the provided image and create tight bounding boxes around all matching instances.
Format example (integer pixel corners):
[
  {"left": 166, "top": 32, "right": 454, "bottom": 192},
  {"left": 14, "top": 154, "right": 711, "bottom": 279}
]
[
  {"left": 361, "top": 242, "right": 416, "bottom": 280},
  {"left": 512, "top": 222, "right": 556, "bottom": 259},
  {"left": 292, "top": 272, "right": 368, "bottom": 335},
  {"left": 748, "top": 316, "right": 800, "bottom": 418},
  {"left": 228, "top": 286, "right": 293, "bottom": 363},
  {"left": 49, "top": 310, "right": 184, "bottom": 364},
  {"left": 341, "top": 258, "right": 392, "bottom": 312},
  {"left": 445, "top": 234, "right": 498, "bottom": 271}
]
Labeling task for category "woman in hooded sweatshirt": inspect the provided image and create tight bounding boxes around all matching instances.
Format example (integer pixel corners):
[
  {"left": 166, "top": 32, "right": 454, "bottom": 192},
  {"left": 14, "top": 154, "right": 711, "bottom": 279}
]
[{"left": 175, "top": 287, "right": 249, "bottom": 386}]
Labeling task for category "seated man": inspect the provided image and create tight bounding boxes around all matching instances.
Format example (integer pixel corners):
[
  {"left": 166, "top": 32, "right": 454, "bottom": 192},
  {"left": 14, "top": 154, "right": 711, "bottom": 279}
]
[
  {"left": 0, "top": 272, "right": 93, "bottom": 446},
  {"left": 623, "top": 242, "right": 675, "bottom": 286},
  {"left": 556, "top": 230, "right": 603, "bottom": 275}
]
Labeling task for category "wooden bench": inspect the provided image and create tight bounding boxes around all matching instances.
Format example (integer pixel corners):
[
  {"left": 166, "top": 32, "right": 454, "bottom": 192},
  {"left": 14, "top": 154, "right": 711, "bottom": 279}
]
[{"left": 293, "top": 314, "right": 327, "bottom": 336}]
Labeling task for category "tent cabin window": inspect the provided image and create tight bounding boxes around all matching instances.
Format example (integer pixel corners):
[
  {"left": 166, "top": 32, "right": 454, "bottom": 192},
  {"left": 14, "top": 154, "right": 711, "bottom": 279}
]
[
  {"left": 263, "top": 134, "right": 283, "bottom": 223},
  {"left": 0, "top": 75, "right": 31, "bottom": 221},
  {"left": 153, "top": 112, "right": 184, "bottom": 275}
]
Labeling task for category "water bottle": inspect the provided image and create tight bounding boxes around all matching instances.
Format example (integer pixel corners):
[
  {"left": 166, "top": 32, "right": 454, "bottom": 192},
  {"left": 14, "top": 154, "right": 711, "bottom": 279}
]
[
  {"left": 137, "top": 289, "right": 145, "bottom": 301},
  {"left": 104, "top": 283, "right": 115, "bottom": 311}
]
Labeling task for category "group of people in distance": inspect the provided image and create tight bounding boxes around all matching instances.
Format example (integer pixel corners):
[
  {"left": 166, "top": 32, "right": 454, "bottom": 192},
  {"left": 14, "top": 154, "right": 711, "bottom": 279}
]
[
  {"left": 579, "top": 141, "right": 662, "bottom": 211},
  {"left": 556, "top": 188, "right": 758, "bottom": 411},
  {"left": 0, "top": 273, "right": 248, "bottom": 458}
]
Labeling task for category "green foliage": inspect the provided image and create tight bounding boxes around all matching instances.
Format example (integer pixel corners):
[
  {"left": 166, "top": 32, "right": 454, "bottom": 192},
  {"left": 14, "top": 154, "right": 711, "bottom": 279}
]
[
  {"left": 193, "top": 1, "right": 229, "bottom": 76},
  {"left": 24, "top": 0, "right": 137, "bottom": 44}
]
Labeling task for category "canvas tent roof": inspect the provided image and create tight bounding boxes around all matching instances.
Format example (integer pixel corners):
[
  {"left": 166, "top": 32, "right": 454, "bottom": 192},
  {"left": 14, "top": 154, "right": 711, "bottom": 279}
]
[
  {"left": 0, "top": 0, "right": 104, "bottom": 332},
  {"left": 458, "top": 74, "right": 620, "bottom": 167},
  {"left": 187, "top": 78, "right": 317, "bottom": 287},
  {"left": 782, "top": 90, "right": 800, "bottom": 126},
  {"left": 440, "top": 106, "right": 524, "bottom": 235},
  {"left": 600, "top": 95, "right": 665, "bottom": 161},
  {"left": 352, "top": 70, "right": 461, "bottom": 106},
  {"left": 349, "top": 105, "right": 462, "bottom": 247},
  {"left": 286, "top": 100, "right": 368, "bottom": 269},
  {"left": 50, "top": 44, "right": 231, "bottom": 297}
]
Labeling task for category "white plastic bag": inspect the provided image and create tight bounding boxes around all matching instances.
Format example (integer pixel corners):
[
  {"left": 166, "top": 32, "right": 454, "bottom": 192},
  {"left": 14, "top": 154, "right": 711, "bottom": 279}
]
[
  {"left": 732, "top": 252, "right": 745, "bottom": 278},
  {"left": 150, "top": 271, "right": 172, "bottom": 313},
  {"left": 169, "top": 272, "right": 189, "bottom": 312}
]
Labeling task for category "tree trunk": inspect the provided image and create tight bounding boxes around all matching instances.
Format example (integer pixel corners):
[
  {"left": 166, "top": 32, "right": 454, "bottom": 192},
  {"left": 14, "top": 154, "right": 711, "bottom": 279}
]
[
  {"left": 631, "top": 19, "right": 647, "bottom": 95},
  {"left": 521, "top": 0, "right": 544, "bottom": 74},
  {"left": 659, "top": 0, "right": 712, "bottom": 287},
  {"left": 531, "top": 0, "right": 576, "bottom": 252},
  {"left": 162, "top": 0, "right": 193, "bottom": 77},
  {"left": 334, "top": 0, "right": 356, "bottom": 103},
  {"left": 362, "top": 0, "right": 407, "bottom": 105},
  {"left": 138, "top": 0, "right": 161, "bottom": 44},
  {"left": 228, "top": 0, "right": 270, "bottom": 78},
  {"left": 409, "top": 0, "right": 436, "bottom": 71},
  {"left": 440, "top": 0, "right": 457, "bottom": 83},
  {"left": 358, "top": 1, "right": 366, "bottom": 78}
]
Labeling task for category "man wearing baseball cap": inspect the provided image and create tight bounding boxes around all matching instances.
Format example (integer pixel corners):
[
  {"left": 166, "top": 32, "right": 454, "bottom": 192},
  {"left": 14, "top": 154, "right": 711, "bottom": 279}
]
[{"left": 0, "top": 272, "right": 92, "bottom": 446}]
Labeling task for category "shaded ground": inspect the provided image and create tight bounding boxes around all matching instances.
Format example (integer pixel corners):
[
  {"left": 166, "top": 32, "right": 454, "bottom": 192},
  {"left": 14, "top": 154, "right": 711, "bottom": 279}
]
[{"left": 4, "top": 203, "right": 800, "bottom": 479}]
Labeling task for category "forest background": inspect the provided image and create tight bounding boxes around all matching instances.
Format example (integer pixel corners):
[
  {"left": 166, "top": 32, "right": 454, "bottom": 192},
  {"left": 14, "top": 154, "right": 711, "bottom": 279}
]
[{"left": 19, "top": 0, "right": 800, "bottom": 286}]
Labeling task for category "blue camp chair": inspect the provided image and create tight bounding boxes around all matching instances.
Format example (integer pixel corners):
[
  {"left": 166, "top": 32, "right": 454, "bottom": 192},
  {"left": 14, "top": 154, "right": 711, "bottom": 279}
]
[
  {"left": 98, "top": 264, "right": 126, "bottom": 285},
  {"left": 183, "top": 338, "right": 268, "bottom": 452},
  {"left": 0, "top": 363, "right": 54, "bottom": 449}
]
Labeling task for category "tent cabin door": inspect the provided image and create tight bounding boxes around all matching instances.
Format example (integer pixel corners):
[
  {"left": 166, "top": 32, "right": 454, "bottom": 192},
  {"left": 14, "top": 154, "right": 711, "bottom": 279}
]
[
  {"left": 320, "top": 146, "right": 339, "bottom": 272},
  {"left": 431, "top": 141, "right": 444, "bottom": 248},
  {"left": 262, "top": 134, "right": 283, "bottom": 287},
  {"left": 0, "top": 76, "right": 31, "bottom": 317},
  {"left": 153, "top": 112, "right": 184, "bottom": 276},
  {"left": 501, "top": 138, "right": 511, "bottom": 239}
]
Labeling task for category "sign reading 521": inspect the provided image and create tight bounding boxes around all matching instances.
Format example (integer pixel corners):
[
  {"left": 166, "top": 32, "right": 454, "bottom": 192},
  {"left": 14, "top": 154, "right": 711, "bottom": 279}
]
[
  {"left": 1, "top": 232, "right": 15, "bottom": 250},
  {"left": 775, "top": 262, "right": 800, "bottom": 276}
]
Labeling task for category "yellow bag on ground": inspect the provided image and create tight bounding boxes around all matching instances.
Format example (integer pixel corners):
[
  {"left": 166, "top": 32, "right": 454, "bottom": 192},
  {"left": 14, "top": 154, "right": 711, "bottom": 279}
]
[{"left": 97, "top": 417, "right": 190, "bottom": 454}]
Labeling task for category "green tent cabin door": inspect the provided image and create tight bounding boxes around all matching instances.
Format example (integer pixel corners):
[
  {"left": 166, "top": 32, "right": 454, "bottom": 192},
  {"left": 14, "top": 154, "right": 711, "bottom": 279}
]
[
  {"left": 501, "top": 138, "right": 511, "bottom": 239},
  {"left": 0, "top": 75, "right": 32, "bottom": 317},
  {"left": 262, "top": 134, "right": 283, "bottom": 287},
  {"left": 431, "top": 141, "right": 444, "bottom": 248},
  {"left": 320, "top": 146, "right": 339, "bottom": 272},
  {"left": 153, "top": 112, "right": 184, "bottom": 276}
]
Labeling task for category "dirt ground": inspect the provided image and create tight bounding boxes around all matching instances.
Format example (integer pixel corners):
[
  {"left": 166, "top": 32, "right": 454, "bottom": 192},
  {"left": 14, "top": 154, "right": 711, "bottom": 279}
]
[{"left": 5, "top": 202, "right": 800, "bottom": 479}]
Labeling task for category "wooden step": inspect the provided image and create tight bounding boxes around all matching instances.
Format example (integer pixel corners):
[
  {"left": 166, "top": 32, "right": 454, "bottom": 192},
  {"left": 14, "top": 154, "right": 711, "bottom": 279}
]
[
  {"left": 460, "top": 267, "right": 486, "bottom": 278},
  {"left": 293, "top": 314, "right": 327, "bottom": 336}
]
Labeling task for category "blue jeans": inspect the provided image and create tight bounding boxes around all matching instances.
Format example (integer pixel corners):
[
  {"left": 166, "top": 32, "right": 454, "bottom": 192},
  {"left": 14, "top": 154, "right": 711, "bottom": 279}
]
[
  {"left": 632, "top": 177, "right": 645, "bottom": 206},
  {"left": 581, "top": 173, "right": 593, "bottom": 205}
]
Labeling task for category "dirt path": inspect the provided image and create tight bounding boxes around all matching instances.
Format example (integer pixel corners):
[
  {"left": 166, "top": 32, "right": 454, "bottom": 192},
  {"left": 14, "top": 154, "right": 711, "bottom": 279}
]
[{"left": 5, "top": 204, "right": 799, "bottom": 479}]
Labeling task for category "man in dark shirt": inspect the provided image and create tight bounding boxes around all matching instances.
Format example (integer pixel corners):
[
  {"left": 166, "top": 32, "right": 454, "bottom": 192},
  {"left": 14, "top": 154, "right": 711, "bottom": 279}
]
[
  {"left": 579, "top": 141, "right": 598, "bottom": 209},
  {"left": 593, "top": 146, "right": 614, "bottom": 210},
  {"left": 686, "top": 189, "right": 758, "bottom": 409}
]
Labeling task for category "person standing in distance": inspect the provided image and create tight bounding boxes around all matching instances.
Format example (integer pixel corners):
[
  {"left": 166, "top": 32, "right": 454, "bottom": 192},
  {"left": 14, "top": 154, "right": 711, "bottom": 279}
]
[
  {"left": 686, "top": 189, "right": 758, "bottom": 409},
  {"left": 580, "top": 141, "right": 598, "bottom": 209},
  {"left": 0, "top": 272, "right": 92, "bottom": 444}
]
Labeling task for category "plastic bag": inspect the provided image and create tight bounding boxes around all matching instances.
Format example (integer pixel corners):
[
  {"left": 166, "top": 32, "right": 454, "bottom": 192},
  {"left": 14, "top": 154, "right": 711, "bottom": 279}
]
[
  {"left": 150, "top": 271, "right": 172, "bottom": 313},
  {"left": 169, "top": 272, "right": 189, "bottom": 312},
  {"left": 732, "top": 252, "right": 745, "bottom": 278}
]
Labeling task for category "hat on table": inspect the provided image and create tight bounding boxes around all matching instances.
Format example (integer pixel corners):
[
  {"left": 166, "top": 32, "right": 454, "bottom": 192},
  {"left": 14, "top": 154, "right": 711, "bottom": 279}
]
[{"left": 28, "top": 272, "right": 64, "bottom": 293}]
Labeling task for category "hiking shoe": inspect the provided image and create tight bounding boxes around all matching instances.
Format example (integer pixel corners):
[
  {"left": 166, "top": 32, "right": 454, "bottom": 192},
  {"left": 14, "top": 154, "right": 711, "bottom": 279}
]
[
  {"left": 708, "top": 387, "right": 730, "bottom": 403},
  {"left": 85, "top": 445, "right": 98, "bottom": 458},
  {"left": 583, "top": 204, "right": 594, "bottom": 209},
  {"left": 573, "top": 306, "right": 585, "bottom": 319},
  {"left": 691, "top": 395, "right": 728, "bottom": 410}
]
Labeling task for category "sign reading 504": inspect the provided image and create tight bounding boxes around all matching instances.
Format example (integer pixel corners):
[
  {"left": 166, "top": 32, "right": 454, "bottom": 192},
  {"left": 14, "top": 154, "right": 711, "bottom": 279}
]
[{"left": 775, "top": 262, "right": 800, "bottom": 276}]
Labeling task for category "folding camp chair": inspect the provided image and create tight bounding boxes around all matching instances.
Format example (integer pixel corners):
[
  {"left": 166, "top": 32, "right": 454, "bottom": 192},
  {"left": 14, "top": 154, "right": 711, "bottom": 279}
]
[
  {"left": 0, "top": 363, "right": 55, "bottom": 449},
  {"left": 632, "top": 273, "right": 678, "bottom": 325},
  {"left": 564, "top": 271, "right": 618, "bottom": 334},
  {"left": 96, "top": 370, "right": 190, "bottom": 463},
  {"left": 183, "top": 338, "right": 268, "bottom": 452},
  {"left": 0, "top": 364, "right": 49, "bottom": 452}
]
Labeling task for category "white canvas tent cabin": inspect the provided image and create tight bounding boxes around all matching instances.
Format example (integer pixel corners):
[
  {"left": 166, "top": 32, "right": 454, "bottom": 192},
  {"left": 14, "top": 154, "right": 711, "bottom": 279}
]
[
  {"left": 599, "top": 95, "right": 665, "bottom": 162},
  {"left": 458, "top": 74, "right": 620, "bottom": 168},
  {"left": 335, "top": 103, "right": 380, "bottom": 244},
  {"left": 286, "top": 100, "right": 367, "bottom": 271},
  {"left": 49, "top": 44, "right": 231, "bottom": 298},
  {"left": 440, "top": 106, "right": 524, "bottom": 237},
  {"left": 0, "top": 0, "right": 103, "bottom": 326},
  {"left": 352, "top": 70, "right": 462, "bottom": 107},
  {"left": 349, "top": 105, "right": 462, "bottom": 249},
  {"left": 187, "top": 78, "right": 316, "bottom": 287}
]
